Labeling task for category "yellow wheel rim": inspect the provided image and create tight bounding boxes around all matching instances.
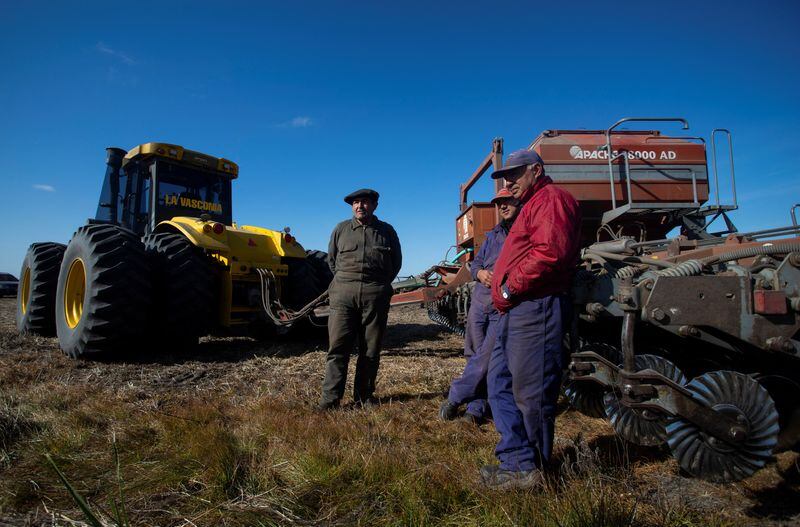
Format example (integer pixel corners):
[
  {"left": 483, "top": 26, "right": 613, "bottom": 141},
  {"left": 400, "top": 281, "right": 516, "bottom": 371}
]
[
  {"left": 64, "top": 258, "right": 86, "bottom": 329},
  {"left": 20, "top": 267, "right": 31, "bottom": 315}
]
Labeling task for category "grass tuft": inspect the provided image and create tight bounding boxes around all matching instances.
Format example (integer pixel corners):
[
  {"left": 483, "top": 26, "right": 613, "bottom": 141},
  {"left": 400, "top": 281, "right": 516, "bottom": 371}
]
[{"left": 0, "top": 393, "right": 41, "bottom": 467}]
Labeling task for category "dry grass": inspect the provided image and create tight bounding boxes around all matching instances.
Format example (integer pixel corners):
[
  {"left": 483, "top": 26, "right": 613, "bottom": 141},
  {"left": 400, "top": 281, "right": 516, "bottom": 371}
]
[{"left": 0, "top": 299, "right": 797, "bottom": 526}]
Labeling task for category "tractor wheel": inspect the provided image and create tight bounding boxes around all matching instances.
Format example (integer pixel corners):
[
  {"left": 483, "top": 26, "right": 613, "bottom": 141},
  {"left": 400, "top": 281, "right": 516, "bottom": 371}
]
[
  {"left": 16, "top": 242, "right": 66, "bottom": 335},
  {"left": 144, "top": 232, "right": 216, "bottom": 348},
  {"left": 55, "top": 225, "right": 151, "bottom": 358},
  {"left": 306, "top": 250, "right": 333, "bottom": 288},
  {"left": 286, "top": 250, "right": 332, "bottom": 310}
]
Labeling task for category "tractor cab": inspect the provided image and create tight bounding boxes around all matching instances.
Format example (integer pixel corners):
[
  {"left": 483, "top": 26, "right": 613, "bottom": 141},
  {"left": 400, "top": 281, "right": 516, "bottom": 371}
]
[{"left": 94, "top": 143, "right": 238, "bottom": 236}]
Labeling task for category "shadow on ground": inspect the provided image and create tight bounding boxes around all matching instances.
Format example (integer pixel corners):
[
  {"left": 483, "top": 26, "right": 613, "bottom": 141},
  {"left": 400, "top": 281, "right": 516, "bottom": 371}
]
[
  {"left": 747, "top": 457, "right": 800, "bottom": 522},
  {"left": 94, "top": 326, "right": 330, "bottom": 365},
  {"left": 552, "top": 431, "right": 672, "bottom": 475},
  {"left": 587, "top": 433, "right": 673, "bottom": 466},
  {"left": 384, "top": 323, "right": 451, "bottom": 345}
]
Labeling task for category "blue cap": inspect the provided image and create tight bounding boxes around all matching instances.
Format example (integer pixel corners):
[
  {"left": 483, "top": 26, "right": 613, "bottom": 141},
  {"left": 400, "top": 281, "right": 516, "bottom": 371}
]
[{"left": 491, "top": 149, "right": 544, "bottom": 179}]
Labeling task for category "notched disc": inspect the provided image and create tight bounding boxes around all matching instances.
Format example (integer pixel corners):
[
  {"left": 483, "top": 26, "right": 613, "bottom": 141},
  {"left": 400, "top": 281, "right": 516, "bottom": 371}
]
[
  {"left": 666, "top": 370, "right": 779, "bottom": 483},
  {"left": 565, "top": 342, "right": 622, "bottom": 418},
  {"left": 605, "top": 354, "right": 686, "bottom": 446}
]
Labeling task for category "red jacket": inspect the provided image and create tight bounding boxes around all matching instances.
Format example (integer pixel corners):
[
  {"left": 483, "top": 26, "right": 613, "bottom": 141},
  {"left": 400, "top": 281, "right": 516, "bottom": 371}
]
[{"left": 491, "top": 175, "right": 581, "bottom": 312}]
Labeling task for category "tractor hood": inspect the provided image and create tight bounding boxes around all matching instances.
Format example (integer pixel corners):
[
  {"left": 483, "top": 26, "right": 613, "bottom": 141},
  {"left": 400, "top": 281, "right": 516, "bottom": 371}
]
[{"left": 154, "top": 217, "right": 307, "bottom": 273}]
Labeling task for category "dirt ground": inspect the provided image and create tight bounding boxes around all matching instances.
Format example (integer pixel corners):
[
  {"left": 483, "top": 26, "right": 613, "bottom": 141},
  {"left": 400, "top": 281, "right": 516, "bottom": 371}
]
[{"left": 0, "top": 296, "right": 799, "bottom": 526}]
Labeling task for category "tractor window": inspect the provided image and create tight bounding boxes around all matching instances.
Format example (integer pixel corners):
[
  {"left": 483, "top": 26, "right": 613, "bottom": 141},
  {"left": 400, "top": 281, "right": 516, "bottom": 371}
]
[
  {"left": 116, "top": 162, "right": 151, "bottom": 235},
  {"left": 95, "top": 172, "right": 115, "bottom": 222},
  {"left": 154, "top": 161, "right": 232, "bottom": 225},
  {"left": 94, "top": 159, "right": 151, "bottom": 236}
]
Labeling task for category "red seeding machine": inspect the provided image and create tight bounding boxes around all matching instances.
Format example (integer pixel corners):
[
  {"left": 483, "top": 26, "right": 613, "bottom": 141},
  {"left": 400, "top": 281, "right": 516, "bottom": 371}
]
[{"left": 393, "top": 117, "right": 800, "bottom": 482}]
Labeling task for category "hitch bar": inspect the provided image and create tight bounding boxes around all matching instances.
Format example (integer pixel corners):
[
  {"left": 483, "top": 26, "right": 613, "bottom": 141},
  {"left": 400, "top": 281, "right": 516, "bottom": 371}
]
[{"left": 569, "top": 352, "right": 749, "bottom": 445}]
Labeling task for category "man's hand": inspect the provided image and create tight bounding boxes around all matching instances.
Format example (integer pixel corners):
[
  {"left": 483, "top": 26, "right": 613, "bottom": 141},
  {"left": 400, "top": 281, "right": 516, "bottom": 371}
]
[{"left": 476, "top": 269, "right": 493, "bottom": 287}]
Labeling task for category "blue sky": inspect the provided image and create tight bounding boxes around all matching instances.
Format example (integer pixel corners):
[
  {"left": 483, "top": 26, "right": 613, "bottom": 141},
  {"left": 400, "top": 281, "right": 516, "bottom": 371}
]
[{"left": 1, "top": 1, "right": 799, "bottom": 277}]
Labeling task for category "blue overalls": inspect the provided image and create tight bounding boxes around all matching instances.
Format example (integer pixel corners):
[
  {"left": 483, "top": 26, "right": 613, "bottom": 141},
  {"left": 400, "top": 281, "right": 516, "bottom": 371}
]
[
  {"left": 486, "top": 174, "right": 581, "bottom": 474},
  {"left": 446, "top": 223, "right": 506, "bottom": 419},
  {"left": 487, "top": 295, "right": 569, "bottom": 470}
]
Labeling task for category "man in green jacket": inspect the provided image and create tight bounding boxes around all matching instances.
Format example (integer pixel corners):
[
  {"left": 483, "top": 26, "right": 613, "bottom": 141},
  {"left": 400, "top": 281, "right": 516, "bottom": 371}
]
[{"left": 319, "top": 188, "right": 402, "bottom": 410}]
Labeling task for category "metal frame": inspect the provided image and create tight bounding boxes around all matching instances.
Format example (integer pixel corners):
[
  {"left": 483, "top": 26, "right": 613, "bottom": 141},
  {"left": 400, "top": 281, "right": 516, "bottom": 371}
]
[
  {"left": 604, "top": 117, "right": 689, "bottom": 208},
  {"left": 710, "top": 128, "right": 738, "bottom": 210},
  {"left": 459, "top": 138, "right": 503, "bottom": 212},
  {"left": 687, "top": 129, "right": 740, "bottom": 236},
  {"left": 601, "top": 117, "right": 709, "bottom": 226}
]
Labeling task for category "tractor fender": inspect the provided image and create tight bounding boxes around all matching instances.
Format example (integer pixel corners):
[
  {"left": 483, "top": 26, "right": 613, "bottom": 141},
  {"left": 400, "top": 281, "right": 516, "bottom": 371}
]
[{"left": 153, "top": 218, "right": 230, "bottom": 253}]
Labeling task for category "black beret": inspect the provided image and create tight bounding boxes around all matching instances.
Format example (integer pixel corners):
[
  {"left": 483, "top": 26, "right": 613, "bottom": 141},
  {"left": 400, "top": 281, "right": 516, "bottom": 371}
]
[{"left": 344, "top": 188, "right": 380, "bottom": 204}]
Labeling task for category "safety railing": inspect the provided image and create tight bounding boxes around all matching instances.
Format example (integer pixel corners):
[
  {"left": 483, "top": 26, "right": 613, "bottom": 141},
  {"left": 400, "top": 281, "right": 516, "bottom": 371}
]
[
  {"left": 600, "top": 118, "right": 700, "bottom": 224},
  {"left": 710, "top": 129, "right": 738, "bottom": 210},
  {"left": 644, "top": 134, "right": 708, "bottom": 205}
]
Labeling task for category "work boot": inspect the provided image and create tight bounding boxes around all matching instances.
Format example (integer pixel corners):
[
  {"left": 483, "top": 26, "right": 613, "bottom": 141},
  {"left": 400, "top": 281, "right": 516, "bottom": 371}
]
[
  {"left": 356, "top": 396, "right": 380, "bottom": 409},
  {"left": 439, "top": 400, "right": 459, "bottom": 421},
  {"left": 480, "top": 466, "right": 544, "bottom": 490},
  {"left": 316, "top": 399, "right": 340, "bottom": 412},
  {"left": 479, "top": 464, "right": 501, "bottom": 480},
  {"left": 461, "top": 412, "right": 484, "bottom": 426}
]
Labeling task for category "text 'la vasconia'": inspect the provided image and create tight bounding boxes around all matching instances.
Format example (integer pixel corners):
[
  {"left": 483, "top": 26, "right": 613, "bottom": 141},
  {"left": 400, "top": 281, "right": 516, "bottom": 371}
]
[{"left": 164, "top": 194, "right": 223, "bottom": 213}]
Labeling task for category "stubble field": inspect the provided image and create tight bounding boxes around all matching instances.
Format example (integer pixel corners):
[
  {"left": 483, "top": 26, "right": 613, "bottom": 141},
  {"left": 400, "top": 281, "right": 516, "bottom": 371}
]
[{"left": 0, "top": 297, "right": 798, "bottom": 526}]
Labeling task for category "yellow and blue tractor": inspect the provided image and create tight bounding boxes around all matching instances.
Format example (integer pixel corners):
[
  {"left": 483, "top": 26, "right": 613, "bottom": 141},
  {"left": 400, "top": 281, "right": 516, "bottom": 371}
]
[{"left": 16, "top": 143, "right": 332, "bottom": 358}]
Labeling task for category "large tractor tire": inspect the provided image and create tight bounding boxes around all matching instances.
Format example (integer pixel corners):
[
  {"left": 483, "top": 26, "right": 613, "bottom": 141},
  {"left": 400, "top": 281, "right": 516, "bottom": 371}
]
[
  {"left": 306, "top": 250, "right": 334, "bottom": 287},
  {"left": 55, "top": 225, "right": 151, "bottom": 358},
  {"left": 286, "top": 250, "right": 332, "bottom": 310},
  {"left": 16, "top": 242, "right": 66, "bottom": 336},
  {"left": 144, "top": 232, "right": 216, "bottom": 348}
]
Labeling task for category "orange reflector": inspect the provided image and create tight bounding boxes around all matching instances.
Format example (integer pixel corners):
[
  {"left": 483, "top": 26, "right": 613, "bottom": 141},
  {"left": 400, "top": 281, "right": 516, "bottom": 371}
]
[{"left": 203, "top": 224, "right": 212, "bottom": 233}]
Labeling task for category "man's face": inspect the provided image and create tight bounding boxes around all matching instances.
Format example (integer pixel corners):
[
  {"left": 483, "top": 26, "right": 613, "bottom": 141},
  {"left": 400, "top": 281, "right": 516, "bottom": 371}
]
[
  {"left": 351, "top": 197, "right": 376, "bottom": 222},
  {"left": 496, "top": 198, "right": 520, "bottom": 220},
  {"left": 503, "top": 163, "right": 542, "bottom": 199}
]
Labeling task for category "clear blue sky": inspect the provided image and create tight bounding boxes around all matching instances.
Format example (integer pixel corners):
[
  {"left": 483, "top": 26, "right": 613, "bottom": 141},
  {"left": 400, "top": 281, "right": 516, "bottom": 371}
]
[{"left": 2, "top": 1, "right": 799, "bottom": 277}]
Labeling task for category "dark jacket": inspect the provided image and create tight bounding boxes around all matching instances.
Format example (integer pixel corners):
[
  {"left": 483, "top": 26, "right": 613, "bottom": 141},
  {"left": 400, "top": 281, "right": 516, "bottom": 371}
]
[
  {"left": 491, "top": 175, "right": 581, "bottom": 312},
  {"left": 470, "top": 223, "right": 507, "bottom": 308},
  {"left": 328, "top": 216, "right": 402, "bottom": 285}
]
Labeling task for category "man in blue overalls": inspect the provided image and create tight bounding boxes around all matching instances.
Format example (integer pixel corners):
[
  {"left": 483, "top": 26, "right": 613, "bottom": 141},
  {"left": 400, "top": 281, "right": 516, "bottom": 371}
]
[
  {"left": 483, "top": 149, "right": 581, "bottom": 489},
  {"left": 440, "top": 188, "right": 520, "bottom": 425}
]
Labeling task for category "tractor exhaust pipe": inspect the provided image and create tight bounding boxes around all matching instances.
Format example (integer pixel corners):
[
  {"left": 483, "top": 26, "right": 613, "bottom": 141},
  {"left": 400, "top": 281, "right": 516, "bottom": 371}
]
[
  {"left": 104, "top": 147, "right": 127, "bottom": 223},
  {"left": 105, "top": 147, "right": 126, "bottom": 170}
]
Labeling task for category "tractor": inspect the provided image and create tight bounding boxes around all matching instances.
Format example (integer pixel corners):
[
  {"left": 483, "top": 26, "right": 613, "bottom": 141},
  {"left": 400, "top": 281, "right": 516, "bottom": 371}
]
[{"left": 16, "top": 143, "right": 332, "bottom": 358}]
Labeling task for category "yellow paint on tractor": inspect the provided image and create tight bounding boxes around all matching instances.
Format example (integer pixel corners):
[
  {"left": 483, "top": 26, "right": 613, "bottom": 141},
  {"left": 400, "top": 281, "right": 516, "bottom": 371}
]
[
  {"left": 124, "top": 142, "right": 239, "bottom": 178},
  {"left": 19, "top": 267, "right": 31, "bottom": 315},
  {"left": 154, "top": 217, "right": 307, "bottom": 327},
  {"left": 64, "top": 258, "right": 86, "bottom": 329},
  {"left": 156, "top": 217, "right": 305, "bottom": 269}
]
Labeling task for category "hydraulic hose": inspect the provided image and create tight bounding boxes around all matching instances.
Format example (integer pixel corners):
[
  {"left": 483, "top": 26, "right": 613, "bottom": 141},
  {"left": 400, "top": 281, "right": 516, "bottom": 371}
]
[
  {"left": 700, "top": 242, "right": 800, "bottom": 266},
  {"left": 655, "top": 259, "right": 704, "bottom": 277},
  {"left": 615, "top": 265, "right": 648, "bottom": 279},
  {"left": 587, "top": 243, "right": 800, "bottom": 278},
  {"left": 582, "top": 249, "right": 676, "bottom": 269},
  {"left": 449, "top": 247, "right": 473, "bottom": 263}
]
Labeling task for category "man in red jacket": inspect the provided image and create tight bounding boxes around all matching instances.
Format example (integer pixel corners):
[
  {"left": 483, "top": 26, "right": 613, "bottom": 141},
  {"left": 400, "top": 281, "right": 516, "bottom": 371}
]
[{"left": 481, "top": 149, "right": 581, "bottom": 489}]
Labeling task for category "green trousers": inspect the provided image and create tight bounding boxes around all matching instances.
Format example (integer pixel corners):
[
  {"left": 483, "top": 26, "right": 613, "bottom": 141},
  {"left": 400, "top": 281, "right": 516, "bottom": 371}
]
[{"left": 321, "top": 281, "right": 392, "bottom": 405}]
